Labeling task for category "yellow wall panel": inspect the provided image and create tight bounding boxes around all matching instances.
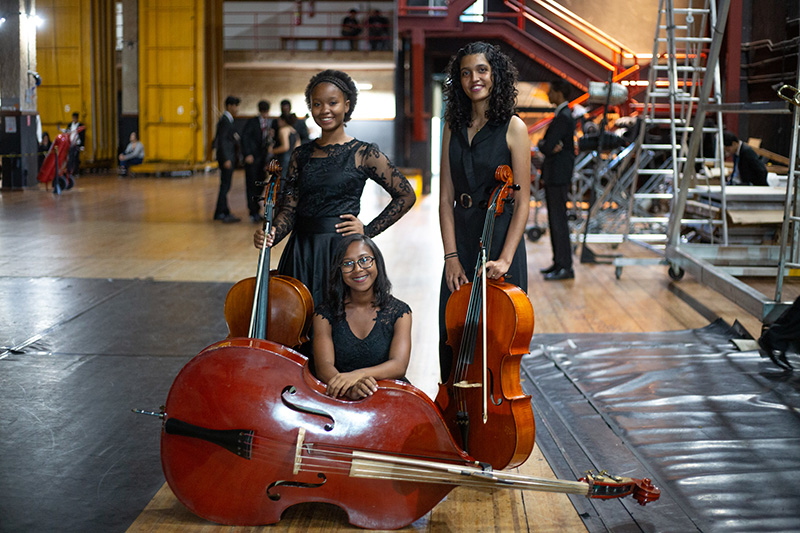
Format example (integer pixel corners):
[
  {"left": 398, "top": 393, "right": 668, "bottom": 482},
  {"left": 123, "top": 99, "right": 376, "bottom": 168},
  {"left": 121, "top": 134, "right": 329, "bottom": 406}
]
[
  {"left": 143, "top": 50, "right": 196, "bottom": 85},
  {"left": 142, "top": 88, "right": 197, "bottom": 125},
  {"left": 36, "top": 0, "right": 116, "bottom": 163},
  {"left": 139, "top": 0, "right": 208, "bottom": 162}
]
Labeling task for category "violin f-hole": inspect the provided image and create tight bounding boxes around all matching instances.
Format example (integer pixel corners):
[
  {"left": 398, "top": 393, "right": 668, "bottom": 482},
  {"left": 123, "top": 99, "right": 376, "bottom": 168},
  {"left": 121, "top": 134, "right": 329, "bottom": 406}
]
[
  {"left": 281, "top": 386, "right": 335, "bottom": 431},
  {"left": 266, "top": 473, "right": 327, "bottom": 501},
  {"left": 487, "top": 368, "right": 504, "bottom": 407}
]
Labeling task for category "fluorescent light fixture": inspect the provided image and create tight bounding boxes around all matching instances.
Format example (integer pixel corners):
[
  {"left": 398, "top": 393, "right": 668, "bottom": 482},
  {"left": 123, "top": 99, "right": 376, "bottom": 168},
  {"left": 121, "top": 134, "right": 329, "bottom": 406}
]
[{"left": 356, "top": 82, "right": 373, "bottom": 91}]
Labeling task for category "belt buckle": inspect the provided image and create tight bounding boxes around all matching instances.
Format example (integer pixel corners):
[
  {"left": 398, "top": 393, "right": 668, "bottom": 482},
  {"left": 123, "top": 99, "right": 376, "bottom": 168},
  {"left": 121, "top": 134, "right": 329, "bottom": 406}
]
[{"left": 459, "top": 193, "right": 473, "bottom": 208}]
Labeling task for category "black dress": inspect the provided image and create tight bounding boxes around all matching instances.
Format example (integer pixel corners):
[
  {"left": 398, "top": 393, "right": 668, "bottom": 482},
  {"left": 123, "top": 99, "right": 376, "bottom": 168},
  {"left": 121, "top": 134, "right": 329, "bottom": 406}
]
[
  {"left": 273, "top": 139, "right": 415, "bottom": 307},
  {"left": 439, "top": 118, "right": 528, "bottom": 379},
  {"left": 315, "top": 296, "right": 411, "bottom": 374}
]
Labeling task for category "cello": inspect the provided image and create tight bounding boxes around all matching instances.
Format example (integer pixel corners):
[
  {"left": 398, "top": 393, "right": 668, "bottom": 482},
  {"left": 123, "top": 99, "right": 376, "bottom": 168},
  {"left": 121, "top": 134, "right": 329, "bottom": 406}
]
[
  {"left": 223, "top": 160, "right": 313, "bottom": 347},
  {"left": 435, "top": 165, "right": 535, "bottom": 470},
  {"left": 135, "top": 339, "right": 659, "bottom": 529}
]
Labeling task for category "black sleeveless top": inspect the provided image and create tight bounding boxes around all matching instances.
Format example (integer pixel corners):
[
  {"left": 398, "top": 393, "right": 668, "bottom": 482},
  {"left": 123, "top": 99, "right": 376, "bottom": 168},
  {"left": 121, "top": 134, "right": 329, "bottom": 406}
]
[
  {"left": 446, "top": 118, "right": 528, "bottom": 291},
  {"left": 315, "top": 296, "right": 411, "bottom": 374}
]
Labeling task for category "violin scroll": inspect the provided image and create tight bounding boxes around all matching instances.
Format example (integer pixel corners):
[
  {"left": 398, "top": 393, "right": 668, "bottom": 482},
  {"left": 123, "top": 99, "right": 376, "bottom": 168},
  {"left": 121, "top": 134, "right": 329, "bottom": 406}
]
[
  {"left": 579, "top": 470, "right": 661, "bottom": 506},
  {"left": 492, "top": 165, "right": 519, "bottom": 216},
  {"left": 266, "top": 159, "right": 282, "bottom": 176}
]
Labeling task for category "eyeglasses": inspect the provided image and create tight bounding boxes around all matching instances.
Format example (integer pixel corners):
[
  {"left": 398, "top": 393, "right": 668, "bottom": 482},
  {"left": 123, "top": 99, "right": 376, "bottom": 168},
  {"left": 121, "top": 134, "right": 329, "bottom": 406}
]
[{"left": 341, "top": 256, "right": 375, "bottom": 273}]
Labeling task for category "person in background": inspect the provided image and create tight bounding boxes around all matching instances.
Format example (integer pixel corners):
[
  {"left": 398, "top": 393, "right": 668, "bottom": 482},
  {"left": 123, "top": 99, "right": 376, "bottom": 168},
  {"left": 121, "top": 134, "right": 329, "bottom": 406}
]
[
  {"left": 722, "top": 131, "right": 768, "bottom": 186},
  {"left": 118, "top": 131, "right": 145, "bottom": 176},
  {"left": 271, "top": 115, "right": 300, "bottom": 179},
  {"left": 213, "top": 95, "right": 241, "bottom": 223},
  {"left": 437, "top": 41, "right": 531, "bottom": 381},
  {"left": 242, "top": 100, "right": 274, "bottom": 222},
  {"left": 367, "top": 9, "right": 390, "bottom": 51},
  {"left": 66, "top": 112, "right": 85, "bottom": 176},
  {"left": 313, "top": 234, "right": 411, "bottom": 399},
  {"left": 341, "top": 8, "right": 362, "bottom": 50},
  {"left": 278, "top": 99, "right": 310, "bottom": 144},
  {"left": 538, "top": 78, "right": 576, "bottom": 281},
  {"left": 38, "top": 131, "right": 52, "bottom": 170}
]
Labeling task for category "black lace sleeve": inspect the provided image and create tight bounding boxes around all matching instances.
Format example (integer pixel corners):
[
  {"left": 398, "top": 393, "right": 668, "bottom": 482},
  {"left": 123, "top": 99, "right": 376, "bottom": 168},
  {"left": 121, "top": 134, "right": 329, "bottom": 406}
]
[
  {"left": 358, "top": 143, "right": 416, "bottom": 238},
  {"left": 272, "top": 147, "right": 303, "bottom": 243},
  {"left": 314, "top": 302, "right": 334, "bottom": 323},
  {"left": 378, "top": 297, "right": 412, "bottom": 327}
]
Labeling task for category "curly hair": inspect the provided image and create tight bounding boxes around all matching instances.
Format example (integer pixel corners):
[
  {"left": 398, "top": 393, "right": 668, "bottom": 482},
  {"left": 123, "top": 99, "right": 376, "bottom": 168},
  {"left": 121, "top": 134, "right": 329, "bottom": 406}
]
[
  {"left": 324, "top": 234, "right": 392, "bottom": 321},
  {"left": 442, "top": 42, "right": 519, "bottom": 131},
  {"left": 304, "top": 70, "right": 358, "bottom": 123}
]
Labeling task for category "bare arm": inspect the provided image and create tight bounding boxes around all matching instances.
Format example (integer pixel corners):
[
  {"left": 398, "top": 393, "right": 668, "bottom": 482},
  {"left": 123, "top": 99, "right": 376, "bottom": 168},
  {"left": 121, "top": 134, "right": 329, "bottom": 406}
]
[
  {"left": 271, "top": 128, "right": 292, "bottom": 155},
  {"left": 439, "top": 125, "right": 469, "bottom": 293}
]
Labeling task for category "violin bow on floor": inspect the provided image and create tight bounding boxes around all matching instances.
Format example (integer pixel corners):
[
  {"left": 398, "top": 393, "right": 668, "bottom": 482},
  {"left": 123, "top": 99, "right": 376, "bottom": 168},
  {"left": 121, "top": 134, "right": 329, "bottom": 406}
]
[{"left": 290, "top": 427, "right": 661, "bottom": 505}]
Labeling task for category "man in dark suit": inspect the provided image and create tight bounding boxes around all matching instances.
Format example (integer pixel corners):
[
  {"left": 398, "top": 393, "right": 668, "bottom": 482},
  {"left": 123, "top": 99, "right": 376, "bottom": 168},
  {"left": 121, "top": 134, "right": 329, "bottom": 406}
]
[
  {"left": 722, "top": 131, "right": 768, "bottom": 186},
  {"left": 241, "top": 100, "right": 273, "bottom": 223},
  {"left": 538, "top": 79, "right": 576, "bottom": 280},
  {"left": 66, "top": 112, "right": 85, "bottom": 176},
  {"left": 214, "top": 96, "right": 241, "bottom": 223}
]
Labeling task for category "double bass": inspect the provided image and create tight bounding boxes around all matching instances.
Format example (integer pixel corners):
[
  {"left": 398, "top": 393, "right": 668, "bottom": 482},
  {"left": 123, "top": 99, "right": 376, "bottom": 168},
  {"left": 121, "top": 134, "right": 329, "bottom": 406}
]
[
  {"left": 435, "top": 165, "right": 535, "bottom": 469},
  {"left": 223, "top": 160, "right": 313, "bottom": 347},
  {"left": 136, "top": 339, "right": 659, "bottom": 529}
]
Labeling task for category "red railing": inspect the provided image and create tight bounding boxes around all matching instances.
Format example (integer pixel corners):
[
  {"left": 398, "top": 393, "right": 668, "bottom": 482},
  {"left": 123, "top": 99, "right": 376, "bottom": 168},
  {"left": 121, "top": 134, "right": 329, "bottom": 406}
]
[{"left": 223, "top": 7, "right": 394, "bottom": 52}]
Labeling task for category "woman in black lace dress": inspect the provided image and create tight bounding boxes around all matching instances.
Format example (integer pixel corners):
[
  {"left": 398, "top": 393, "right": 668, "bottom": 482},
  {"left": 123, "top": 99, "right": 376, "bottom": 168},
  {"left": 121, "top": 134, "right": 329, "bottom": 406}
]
[
  {"left": 313, "top": 235, "right": 412, "bottom": 399},
  {"left": 255, "top": 70, "right": 416, "bottom": 307}
]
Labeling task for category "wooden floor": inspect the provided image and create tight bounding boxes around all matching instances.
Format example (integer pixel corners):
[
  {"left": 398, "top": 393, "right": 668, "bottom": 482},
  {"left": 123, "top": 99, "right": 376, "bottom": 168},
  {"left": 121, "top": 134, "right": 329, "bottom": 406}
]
[{"left": 0, "top": 170, "right": 788, "bottom": 532}]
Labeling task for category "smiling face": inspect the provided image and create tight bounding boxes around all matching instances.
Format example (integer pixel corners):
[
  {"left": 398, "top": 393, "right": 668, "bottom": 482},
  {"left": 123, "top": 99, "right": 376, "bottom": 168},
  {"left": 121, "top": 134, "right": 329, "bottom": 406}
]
[
  {"left": 460, "top": 53, "right": 493, "bottom": 103},
  {"left": 340, "top": 241, "right": 377, "bottom": 296},
  {"left": 310, "top": 82, "right": 350, "bottom": 132}
]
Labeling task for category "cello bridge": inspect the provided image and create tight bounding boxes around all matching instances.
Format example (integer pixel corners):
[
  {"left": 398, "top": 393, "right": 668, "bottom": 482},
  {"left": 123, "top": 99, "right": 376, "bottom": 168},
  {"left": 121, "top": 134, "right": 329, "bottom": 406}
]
[{"left": 453, "top": 380, "right": 482, "bottom": 389}]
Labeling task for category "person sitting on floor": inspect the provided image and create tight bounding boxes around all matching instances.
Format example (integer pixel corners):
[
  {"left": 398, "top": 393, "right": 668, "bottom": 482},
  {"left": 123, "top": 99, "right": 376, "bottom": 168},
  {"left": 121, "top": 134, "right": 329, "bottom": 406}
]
[
  {"left": 722, "top": 131, "right": 767, "bottom": 186},
  {"left": 118, "top": 132, "right": 145, "bottom": 176}
]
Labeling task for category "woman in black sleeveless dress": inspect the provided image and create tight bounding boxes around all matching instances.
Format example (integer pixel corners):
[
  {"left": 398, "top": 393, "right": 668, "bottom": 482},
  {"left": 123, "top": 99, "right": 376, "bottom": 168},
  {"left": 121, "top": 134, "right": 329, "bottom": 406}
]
[
  {"left": 313, "top": 235, "right": 412, "bottom": 399},
  {"left": 438, "top": 42, "right": 531, "bottom": 381},
  {"left": 255, "top": 70, "right": 416, "bottom": 308}
]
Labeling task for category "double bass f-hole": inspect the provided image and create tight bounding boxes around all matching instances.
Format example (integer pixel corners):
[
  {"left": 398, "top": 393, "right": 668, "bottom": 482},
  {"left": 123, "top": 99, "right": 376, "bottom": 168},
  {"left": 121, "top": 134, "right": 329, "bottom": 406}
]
[
  {"left": 266, "top": 473, "right": 327, "bottom": 501},
  {"left": 281, "top": 386, "right": 336, "bottom": 431}
]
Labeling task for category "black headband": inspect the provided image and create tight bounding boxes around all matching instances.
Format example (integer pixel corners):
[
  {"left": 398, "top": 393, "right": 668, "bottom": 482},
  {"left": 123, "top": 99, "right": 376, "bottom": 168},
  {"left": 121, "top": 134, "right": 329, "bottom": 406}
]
[{"left": 311, "top": 75, "right": 352, "bottom": 99}]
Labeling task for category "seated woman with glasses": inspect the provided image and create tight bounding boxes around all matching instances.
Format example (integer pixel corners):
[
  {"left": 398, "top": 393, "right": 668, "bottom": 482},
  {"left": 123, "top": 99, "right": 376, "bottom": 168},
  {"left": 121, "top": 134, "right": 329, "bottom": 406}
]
[{"left": 313, "top": 234, "right": 412, "bottom": 400}]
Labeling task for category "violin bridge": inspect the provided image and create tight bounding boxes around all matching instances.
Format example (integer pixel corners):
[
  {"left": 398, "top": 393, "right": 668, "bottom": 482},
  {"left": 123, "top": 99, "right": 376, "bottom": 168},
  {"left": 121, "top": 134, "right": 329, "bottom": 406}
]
[
  {"left": 453, "top": 380, "right": 482, "bottom": 389},
  {"left": 293, "top": 427, "right": 306, "bottom": 475}
]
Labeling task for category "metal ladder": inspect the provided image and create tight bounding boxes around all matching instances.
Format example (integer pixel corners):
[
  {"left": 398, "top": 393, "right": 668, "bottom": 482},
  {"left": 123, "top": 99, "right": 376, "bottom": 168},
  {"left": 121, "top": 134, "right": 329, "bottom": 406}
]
[
  {"left": 663, "top": 0, "right": 799, "bottom": 323},
  {"left": 626, "top": 0, "right": 727, "bottom": 248},
  {"left": 775, "top": 74, "right": 800, "bottom": 303}
]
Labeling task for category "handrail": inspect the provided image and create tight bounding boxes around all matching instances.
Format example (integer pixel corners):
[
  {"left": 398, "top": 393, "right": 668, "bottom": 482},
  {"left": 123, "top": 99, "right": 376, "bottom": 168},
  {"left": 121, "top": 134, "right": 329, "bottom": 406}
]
[
  {"left": 530, "top": 0, "right": 637, "bottom": 59},
  {"left": 223, "top": 8, "right": 395, "bottom": 51},
  {"left": 502, "top": 0, "right": 630, "bottom": 74}
]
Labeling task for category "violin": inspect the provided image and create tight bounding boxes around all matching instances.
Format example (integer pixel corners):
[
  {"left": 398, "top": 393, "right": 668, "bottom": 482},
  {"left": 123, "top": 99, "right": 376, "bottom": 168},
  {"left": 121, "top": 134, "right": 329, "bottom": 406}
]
[
  {"left": 435, "top": 165, "right": 536, "bottom": 470},
  {"left": 223, "top": 160, "right": 313, "bottom": 348},
  {"left": 136, "top": 339, "right": 659, "bottom": 528}
]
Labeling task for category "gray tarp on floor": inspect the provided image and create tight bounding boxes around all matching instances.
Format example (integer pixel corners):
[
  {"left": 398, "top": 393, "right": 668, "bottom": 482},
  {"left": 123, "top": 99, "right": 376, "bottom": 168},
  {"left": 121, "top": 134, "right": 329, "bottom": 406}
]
[{"left": 521, "top": 320, "right": 800, "bottom": 533}]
